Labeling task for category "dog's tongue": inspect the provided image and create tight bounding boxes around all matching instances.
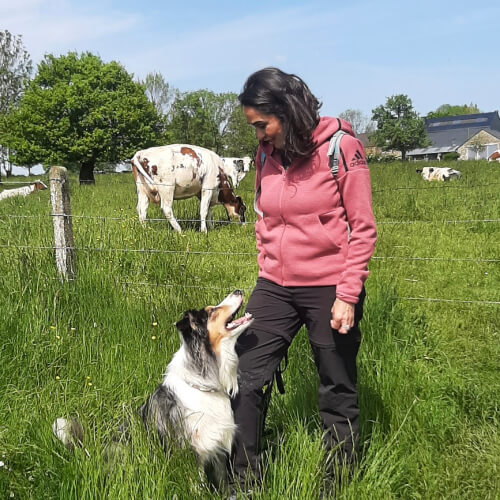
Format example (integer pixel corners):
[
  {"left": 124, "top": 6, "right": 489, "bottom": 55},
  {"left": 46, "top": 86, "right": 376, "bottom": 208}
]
[{"left": 227, "top": 312, "right": 253, "bottom": 330}]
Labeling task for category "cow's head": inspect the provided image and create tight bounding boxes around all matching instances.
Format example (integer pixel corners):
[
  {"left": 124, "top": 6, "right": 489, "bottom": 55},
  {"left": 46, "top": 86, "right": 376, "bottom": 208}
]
[
  {"left": 33, "top": 180, "right": 47, "bottom": 191},
  {"left": 217, "top": 168, "right": 246, "bottom": 223},
  {"left": 418, "top": 166, "right": 433, "bottom": 180}
]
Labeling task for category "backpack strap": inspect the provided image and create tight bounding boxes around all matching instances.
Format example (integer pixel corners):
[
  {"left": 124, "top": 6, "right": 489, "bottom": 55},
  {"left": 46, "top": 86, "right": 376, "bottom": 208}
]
[
  {"left": 327, "top": 129, "right": 348, "bottom": 180},
  {"left": 253, "top": 151, "right": 266, "bottom": 218}
]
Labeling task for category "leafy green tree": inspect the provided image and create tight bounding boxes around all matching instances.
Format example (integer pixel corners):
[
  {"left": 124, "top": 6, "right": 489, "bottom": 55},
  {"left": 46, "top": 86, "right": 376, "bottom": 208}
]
[
  {"left": 0, "top": 30, "right": 33, "bottom": 179},
  {"left": 371, "top": 94, "right": 430, "bottom": 162},
  {"left": 223, "top": 105, "right": 258, "bottom": 157},
  {"left": 168, "top": 90, "right": 246, "bottom": 155},
  {"left": 426, "top": 103, "right": 481, "bottom": 119},
  {"left": 2, "top": 52, "right": 162, "bottom": 184}
]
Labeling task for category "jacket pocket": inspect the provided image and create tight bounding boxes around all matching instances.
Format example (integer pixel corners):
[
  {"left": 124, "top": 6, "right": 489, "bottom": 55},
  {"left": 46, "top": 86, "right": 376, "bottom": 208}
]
[
  {"left": 317, "top": 209, "right": 345, "bottom": 250},
  {"left": 259, "top": 216, "right": 283, "bottom": 276}
]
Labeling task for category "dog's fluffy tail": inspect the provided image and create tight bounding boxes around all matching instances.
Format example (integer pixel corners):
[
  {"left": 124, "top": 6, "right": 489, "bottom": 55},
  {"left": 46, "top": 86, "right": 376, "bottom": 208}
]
[{"left": 52, "top": 417, "right": 84, "bottom": 450}]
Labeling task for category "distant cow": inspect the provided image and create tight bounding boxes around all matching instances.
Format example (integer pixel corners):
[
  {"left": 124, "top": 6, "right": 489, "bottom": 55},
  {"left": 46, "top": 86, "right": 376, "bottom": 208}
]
[
  {"left": 131, "top": 145, "right": 246, "bottom": 232},
  {"left": 0, "top": 180, "right": 47, "bottom": 201},
  {"left": 221, "top": 156, "right": 252, "bottom": 187},
  {"left": 488, "top": 151, "right": 500, "bottom": 162},
  {"left": 416, "top": 167, "right": 461, "bottom": 181}
]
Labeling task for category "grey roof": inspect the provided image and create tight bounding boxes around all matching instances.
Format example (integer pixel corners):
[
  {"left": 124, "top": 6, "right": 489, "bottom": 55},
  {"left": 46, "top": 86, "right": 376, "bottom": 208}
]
[
  {"left": 407, "top": 146, "right": 458, "bottom": 156},
  {"left": 428, "top": 127, "right": 488, "bottom": 148},
  {"left": 356, "top": 132, "right": 374, "bottom": 147},
  {"left": 427, "top": 126, "right": 500, "bottom": 148},
  {"left": 424, "top": 111, "right": 500, "bottom": 148},
  {"left": 425, "top": 111, "right": 500, "bottom": 131}
]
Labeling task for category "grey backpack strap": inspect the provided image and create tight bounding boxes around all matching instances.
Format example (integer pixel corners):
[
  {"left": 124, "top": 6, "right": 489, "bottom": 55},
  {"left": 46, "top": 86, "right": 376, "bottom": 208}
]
[
  {"left": 327, "top": 130, "right": 347, "bottom": 180},
  {"left": 253, "top": 151, "right": 266, "bottom": 218}
]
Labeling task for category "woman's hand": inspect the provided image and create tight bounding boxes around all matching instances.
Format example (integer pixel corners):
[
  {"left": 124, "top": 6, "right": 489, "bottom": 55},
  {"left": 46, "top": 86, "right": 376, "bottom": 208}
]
[{"left": 330, "top": 298, "right": 355, "bottom": 334}]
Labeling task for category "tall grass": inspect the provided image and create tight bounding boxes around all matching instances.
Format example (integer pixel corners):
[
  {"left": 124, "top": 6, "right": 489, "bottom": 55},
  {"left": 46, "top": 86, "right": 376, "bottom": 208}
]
[{"left": 0, "top": 161, "right": 498, "bottom": 499}]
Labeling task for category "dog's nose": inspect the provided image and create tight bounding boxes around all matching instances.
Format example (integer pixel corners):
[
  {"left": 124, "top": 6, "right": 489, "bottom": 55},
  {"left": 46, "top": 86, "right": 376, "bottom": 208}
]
[{"left": 233, "top": 290, "right": 243, "bottom": 296}]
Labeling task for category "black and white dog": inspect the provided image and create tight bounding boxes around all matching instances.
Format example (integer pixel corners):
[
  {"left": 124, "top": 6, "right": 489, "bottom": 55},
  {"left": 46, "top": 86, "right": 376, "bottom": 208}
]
[{"left": 53, "top": 290, "right": 253, "bottom": 485}]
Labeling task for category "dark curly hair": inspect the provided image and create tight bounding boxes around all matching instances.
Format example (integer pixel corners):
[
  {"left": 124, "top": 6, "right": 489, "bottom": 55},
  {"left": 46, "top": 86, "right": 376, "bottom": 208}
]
[{"left": 238, "top": 67, "right": 322, "bottom": 159}]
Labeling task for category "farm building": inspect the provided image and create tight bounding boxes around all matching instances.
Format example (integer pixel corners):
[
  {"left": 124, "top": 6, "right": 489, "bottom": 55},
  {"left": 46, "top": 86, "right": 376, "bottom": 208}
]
[
  {"left": 356, "top": 132, "right": 401, "bottom": 159},
  {"left": 407, "top": 111, "right": 500, "bottom": 161}
]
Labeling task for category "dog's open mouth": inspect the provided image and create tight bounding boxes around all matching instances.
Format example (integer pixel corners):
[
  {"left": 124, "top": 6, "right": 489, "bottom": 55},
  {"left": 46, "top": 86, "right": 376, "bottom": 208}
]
[{"left": 226, "top": 312, "right": 253, "bottom": 330}]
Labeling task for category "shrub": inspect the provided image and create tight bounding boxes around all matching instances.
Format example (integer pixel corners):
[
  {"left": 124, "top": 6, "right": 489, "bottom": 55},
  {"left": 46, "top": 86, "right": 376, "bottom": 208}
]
[{"left": 442, "top": 152, "right": 460, "bottom": 161}]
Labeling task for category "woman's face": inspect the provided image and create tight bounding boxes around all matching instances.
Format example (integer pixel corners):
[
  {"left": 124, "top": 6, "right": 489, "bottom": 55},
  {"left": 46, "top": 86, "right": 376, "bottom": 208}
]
[{"left": 243, "top": 106, "right": 284, "bottom": 150}]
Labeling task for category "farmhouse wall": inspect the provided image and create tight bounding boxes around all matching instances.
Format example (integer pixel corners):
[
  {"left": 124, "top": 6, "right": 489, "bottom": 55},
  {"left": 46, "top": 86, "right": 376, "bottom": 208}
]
[{"left": 458, "top": 130, "right": 500, "bottom": 160}]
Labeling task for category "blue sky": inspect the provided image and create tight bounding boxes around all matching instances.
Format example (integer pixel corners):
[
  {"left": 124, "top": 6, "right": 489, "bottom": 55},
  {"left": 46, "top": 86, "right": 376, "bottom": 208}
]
[{"left": 2, "top": 0, "right": 499, "bottom": 119}]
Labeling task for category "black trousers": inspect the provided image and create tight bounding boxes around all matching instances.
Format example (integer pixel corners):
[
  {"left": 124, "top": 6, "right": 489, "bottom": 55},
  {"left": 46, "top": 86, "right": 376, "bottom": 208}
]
[{"left": 231, "top": 278, "right": 365, "bottom": 482}]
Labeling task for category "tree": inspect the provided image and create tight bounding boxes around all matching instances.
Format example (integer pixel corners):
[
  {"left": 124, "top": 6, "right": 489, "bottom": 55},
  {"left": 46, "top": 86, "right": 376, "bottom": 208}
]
[
  {"left": 467, "top": 134, "right": 487, "bottom": 159},
  {"left": 371, "top": 94, "right": 430, "bottom": 162},
  {"left": 426, "top": 103, "right": 481, "bottom": 119},
  {"left": 168, "top": 90, "right": 240, "bottom": 155},
  {"left": 223, "top": 105, "right": 258, "bottom": 157},
  {"left": 2, "top": 52, "right": 162, "bottom": 184},
  {"left": 338, "top": 108, "right": 374, "bottom": 135},
  {"left": 0, "top": 30, "right": 33, "bottom": 179},
  {"left": 141, "top": 71, "right": 177, "bottom": 120}
]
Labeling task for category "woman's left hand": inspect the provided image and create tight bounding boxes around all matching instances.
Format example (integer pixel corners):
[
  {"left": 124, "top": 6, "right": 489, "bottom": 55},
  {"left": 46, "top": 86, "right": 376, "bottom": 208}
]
[{"left": 330, "top": 298, "right": 355, "bottom": 334}]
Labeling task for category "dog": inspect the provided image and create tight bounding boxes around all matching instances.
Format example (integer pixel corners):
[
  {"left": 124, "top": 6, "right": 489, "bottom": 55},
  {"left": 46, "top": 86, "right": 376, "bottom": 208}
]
[{"left": 52, "top": 290, "right": 253, "bottom": 486}]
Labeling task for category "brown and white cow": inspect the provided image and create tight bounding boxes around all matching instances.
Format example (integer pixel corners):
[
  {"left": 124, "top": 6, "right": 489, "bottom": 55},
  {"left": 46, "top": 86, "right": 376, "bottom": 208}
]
[
  {"left": 488, "top": 151, "right": 500, "bottom": 162},
  {"left": 221, "top": 156, "right": 252, "bottom": 187},
  {"left": 0, "top": 180, "right": 47, "bottom": 201},
  {"left": 131, "top": 144, "right": 246, "bottom": 232}
]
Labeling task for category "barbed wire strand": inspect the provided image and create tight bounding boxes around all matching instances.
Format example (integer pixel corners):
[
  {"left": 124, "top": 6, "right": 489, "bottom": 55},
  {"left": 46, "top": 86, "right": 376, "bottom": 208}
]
[
  {"left": 397, "top": 297, "right": 500, "bottom": 305},
  {"left": 1, "top": 178, "right": 500, "bottom": 194},
  {"left": 0, "top": 212, "right": 499, "bottom": 226},
  {"left": 0, "top": 244, "right": 498, "bottom": 264},
  {"left": 116, "top": 281, "right": 500, "bottom": 306}
]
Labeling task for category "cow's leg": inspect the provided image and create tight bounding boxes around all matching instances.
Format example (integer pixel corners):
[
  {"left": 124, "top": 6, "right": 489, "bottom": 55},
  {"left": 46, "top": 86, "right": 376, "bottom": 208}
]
[
  {"left": 137, "top": 189, "right": 149, "bottom": 225},
  {"left": 159, "top": 187, "right": 182, "bottom": 233},
  {"left": 199, "top": 189, "right": 212, "bottom": 233},
  {"left": 206, "top": 207, "right": 214, "bottom": 229}
]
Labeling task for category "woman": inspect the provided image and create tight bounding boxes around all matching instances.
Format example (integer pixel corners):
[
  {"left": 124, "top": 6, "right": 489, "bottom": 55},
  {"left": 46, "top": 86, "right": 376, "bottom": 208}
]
[{"left": 230, "top": 67, "right": 377, "bottom": 488}]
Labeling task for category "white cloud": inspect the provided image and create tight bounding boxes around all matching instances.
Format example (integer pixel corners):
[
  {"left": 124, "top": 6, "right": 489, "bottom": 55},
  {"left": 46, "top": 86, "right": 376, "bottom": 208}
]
[{"left": 1, "top": 0, "right": 140, "bottom": 62}]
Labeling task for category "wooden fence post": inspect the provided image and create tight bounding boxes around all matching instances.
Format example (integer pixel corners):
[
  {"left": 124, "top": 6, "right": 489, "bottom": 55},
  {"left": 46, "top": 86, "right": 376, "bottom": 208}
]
[{"left": 49, "top": 166, "right": 75, "bottom": 280}]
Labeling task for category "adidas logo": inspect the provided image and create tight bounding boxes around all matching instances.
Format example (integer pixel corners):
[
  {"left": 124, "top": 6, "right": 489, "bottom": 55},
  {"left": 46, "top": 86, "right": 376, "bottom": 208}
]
[{"left": 350, "top": 149, "right": 367, "bottom": 168}]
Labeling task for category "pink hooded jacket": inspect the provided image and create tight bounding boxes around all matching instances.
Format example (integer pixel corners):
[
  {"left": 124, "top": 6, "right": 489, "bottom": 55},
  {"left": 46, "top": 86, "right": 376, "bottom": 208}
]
[{"left": 254, "top": 117, "right": 377, "bottom": 304}]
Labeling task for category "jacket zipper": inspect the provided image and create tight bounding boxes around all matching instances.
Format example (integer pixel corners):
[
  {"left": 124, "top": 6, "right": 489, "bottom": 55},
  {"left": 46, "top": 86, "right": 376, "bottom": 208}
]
[{"left": 279, "top": 167, "right": 287, "bottom": 284}]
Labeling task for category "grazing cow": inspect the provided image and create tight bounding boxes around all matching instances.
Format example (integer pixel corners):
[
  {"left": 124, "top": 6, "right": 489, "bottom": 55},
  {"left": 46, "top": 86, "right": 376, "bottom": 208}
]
[
  {"left": 488, "top": 151, "right": 500, "bottom": 162},
  {"left": 131, "top": 145, "right": 246, "bottom": 232},
  {"left": 221, "top": 156, "right": 252, "bottom": 187},
  {"left": 0, "top": 180, "right": 47, "bottom": 201},
  {"left": 416, "top": 167, "right": 461, "bottom": 181}
]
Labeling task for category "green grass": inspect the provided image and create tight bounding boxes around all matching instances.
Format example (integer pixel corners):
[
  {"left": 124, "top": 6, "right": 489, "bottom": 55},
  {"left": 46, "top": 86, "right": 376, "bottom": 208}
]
[{"left": 0, "top": 161, "right": 499, "bottom": 499}]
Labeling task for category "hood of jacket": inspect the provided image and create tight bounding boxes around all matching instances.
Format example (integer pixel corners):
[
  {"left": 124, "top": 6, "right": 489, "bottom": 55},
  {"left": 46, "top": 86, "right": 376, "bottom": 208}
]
[
  {"left": 313, "top": 116, "right": 355, "bottom": 148},
  {"left": 259, "top": 117, "right": 355, "bottom": 158}
]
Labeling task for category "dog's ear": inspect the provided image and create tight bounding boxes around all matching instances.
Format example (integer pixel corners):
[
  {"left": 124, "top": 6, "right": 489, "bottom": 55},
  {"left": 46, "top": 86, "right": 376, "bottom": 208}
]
[
  {"left": 175, "top": 309, "right": 207, "bottom": 337},
  {"left": 175, "top": 311, "right": 194, "bottom": 336}
]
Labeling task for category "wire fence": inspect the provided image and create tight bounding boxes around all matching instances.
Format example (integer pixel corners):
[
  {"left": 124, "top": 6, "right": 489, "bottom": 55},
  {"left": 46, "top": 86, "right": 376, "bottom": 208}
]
[
  {"left": 1, "top": 176, "right": 498, "bottom": 306},
  {"left": 2, "top": 177, "right": 500, "bottom": 194},
  {"left": 1, "top": 212, "right": 499, "bottom": 227},
  {"left": 1, "top": 244, "right": 499, "bottom": 264}
]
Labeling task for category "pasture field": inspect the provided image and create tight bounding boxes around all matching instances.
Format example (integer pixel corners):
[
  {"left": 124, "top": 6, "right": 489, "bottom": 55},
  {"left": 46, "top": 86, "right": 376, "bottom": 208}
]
[{"left": 0, "top": 160, "right": 499, "bottom": 499}]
